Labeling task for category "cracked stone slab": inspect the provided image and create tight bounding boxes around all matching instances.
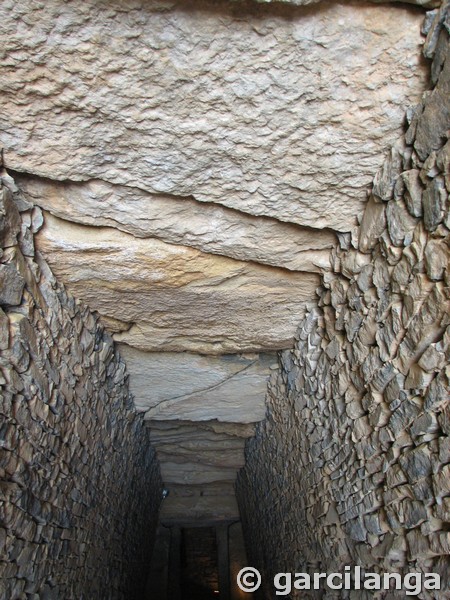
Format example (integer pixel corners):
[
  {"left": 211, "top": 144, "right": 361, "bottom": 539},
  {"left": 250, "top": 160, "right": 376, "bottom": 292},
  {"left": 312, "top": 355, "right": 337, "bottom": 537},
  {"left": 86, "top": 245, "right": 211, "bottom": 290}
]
[
  {"left": 120, "top": 346, "right": 274, "bottom": 422},
  {"left": 36, "top": 213, "right": 320, "bottom": 354},
  {"left": 0, "top": 0, "right": 426, "bottom": 232},
  {"left": 15, "top": 174, "right": 334, "bottom": 272}
]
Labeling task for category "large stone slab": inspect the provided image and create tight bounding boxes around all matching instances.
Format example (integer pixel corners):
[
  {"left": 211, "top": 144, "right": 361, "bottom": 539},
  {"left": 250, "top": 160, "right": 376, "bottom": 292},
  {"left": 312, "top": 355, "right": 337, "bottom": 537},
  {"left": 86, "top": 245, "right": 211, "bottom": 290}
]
[
  {"left": 148, "top": 421, "right": 257, "bottom": 439},
  {"left": 160, "top": 495, "right": 240, "bottom": 523},
  {"left": 160, "top": 462, "right": 240, "bottom": 486},
  {"left": 16, "top": 175, "right": 334, "bottom": 272},
  {"left": 148, "top": 420, "right": 253, "bottom": 498},
  {"left": 120, "top": 346, "right": 274, "bottom": 422},
  {"left": 36, "top": 213, "right": 319, "bottom": 354},
  {"left": 1, "top": 0, "right": 426, "bottom": 232}
]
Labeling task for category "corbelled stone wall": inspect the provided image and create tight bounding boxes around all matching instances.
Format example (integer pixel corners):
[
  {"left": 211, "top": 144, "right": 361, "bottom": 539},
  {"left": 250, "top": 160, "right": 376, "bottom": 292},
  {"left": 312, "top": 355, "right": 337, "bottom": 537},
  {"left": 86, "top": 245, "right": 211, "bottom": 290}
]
[
  {"left": 0, "top": 177, "right": 162, "bottom": 599},
  {"left": 237, "top": 4, "right": 450, "bottom": 599}
]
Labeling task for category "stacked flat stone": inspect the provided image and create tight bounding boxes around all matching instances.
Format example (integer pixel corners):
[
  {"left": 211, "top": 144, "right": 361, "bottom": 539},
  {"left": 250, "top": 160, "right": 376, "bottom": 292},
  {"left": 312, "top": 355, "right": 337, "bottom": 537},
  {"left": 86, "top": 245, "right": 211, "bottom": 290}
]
[
  {"left": 237, "top": 4, "right": 450, "bottom": 598},
  {"left": 0, "top": 180, "right": 162, "bottom": 599}
]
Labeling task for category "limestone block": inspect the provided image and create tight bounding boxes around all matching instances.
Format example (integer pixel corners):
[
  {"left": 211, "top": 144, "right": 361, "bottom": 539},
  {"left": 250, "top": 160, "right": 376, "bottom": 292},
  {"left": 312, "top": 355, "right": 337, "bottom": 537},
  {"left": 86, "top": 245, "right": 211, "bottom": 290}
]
[
  {"left": 429, "top": 531, "right": 450, "bottom": 555},
  {"left": 355, "top": 264, "right": 374, "bottom": 293},
  {"left": 395, "top": 285, "right": 450, "bottom": 373},
  {"left": 372, "top": 143, "right": 404, "bottom": 203},
  {"left": 160, "top": 461, "right": 239, "bottom": 486},
  {"left": 19, "top": 223, "right": 34, "bottom": 258},
  {"left": 263, "top": 0, "right": 438, "bottom": 6},
  {"left": 36, "top": 213, "right": 320, "bottom": 354},
  {"left": 425, "top": 366, "right": 450, "bottom": 413},
  {"left": 436, "top": 139, "right": 450, "bottom": 175},
  {"left": 352, "top": 416, "right": 372, "bottom": 443},
  {"left": 372, "top": 255, "right": 391, "bottom": 291},
  {"left": 149, "top": 420, "right": 255, "bottom": 441},
  {"left": 120, "top": 347, "right": 272, "bottom": 423},
  {"left": 345, "top": 516, "right": 367, "bottom": 542},
  {"left": 418, "top": 343, "right": 446, "bottom": 372},
  {"left": 0, "top": 308, "right": 9, "bottom": 350},
  {"left": 0, "top": 0, "right": 426, "bottom": 232},
  {"left": 399, "top": 446, "right": 433, "bottom": 483},
  {"left": 346, "top": 309, "right": 365, "bottom": 343},
  {"left": 405, "top": 363, "right": 434, "bottom": 390},
  {"left": 340, "top": 251, "right": 371, "bottom": 279},
  {"left": 433, "top": 465, "right": 450, "bottom": 499},
  {"left": 406, "top": 529, "right": 432, "bottom": 560},
  {"left": 158, "top": 447, "right": 245, "bottom": 469},
  {"left": 17, "top": 176, "right": 334, "bottom": 273},
  {"left": 160, "top": 494, "right": 240, "bottom": 523},
  {"left": 389, "top": 399, "right": 421, "bottom": 435},
  {"left": 410, "top": 412, "right": 439, "bottom": 437},
  {"left": 407, "top": 275, "right": 430, "bottom": 323}
]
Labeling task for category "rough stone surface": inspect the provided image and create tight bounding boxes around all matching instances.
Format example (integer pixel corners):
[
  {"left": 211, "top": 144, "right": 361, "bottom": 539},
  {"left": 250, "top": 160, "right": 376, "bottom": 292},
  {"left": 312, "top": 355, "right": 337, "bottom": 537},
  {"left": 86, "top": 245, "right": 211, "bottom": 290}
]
[
  {"left": 1, "top": 0, "right": 427, "bottom": 234},
  {"left": 237, "top": 7, "right": 450, "bottom": 598},
  {"left": 35, "top": 212, "right": 320, "bottom": 354},
  {"left": 0, "top": 186, "right": 162, "bottom": 599}
]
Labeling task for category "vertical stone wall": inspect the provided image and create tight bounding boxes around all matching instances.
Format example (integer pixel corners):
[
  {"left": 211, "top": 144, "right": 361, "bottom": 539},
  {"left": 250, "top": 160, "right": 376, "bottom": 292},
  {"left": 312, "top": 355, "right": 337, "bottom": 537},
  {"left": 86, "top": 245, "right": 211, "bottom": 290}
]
[
  {"left": 0, "top": 175, "right": 162, "bottom": 599},
  {"left": 237, "top": 4, "right": 449, "bottom": 599}
]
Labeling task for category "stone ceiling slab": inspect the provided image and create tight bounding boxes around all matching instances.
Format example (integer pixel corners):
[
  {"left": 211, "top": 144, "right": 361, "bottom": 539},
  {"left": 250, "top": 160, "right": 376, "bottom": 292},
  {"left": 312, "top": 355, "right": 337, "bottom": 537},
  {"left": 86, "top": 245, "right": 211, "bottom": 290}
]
[
  {"left": 148, "top": 421, "right": 257, "bottom": 439},
  {"left": 159, "top": 495, "right": 240, "bottom": 523},
  {"left": 119, "top": 346, "right": 274, "bottom": 422},
  {"left": 16, "top": 175, "right": 335, "bottom": 272},
  {"left": 160, "top": 462, "right": 240, "bottom": 485},
  {"left": 36, "top": 213, "right": 320, "bottom": 354},
  {"left": 1, "top": 0, "right": 427, "bottom": 232}
]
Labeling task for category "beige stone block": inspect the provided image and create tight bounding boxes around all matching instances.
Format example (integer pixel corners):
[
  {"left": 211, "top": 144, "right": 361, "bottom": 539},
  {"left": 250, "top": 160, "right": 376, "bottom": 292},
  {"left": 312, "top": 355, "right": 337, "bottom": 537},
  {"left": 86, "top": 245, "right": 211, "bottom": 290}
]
[
  {"left": 121, "top": 346, "right": 271, "bottom": 423},
  {"left": 18, "top": 176, "right": 334, "bottom": 273},
  {"left": 36, "top": 213, "right": 319, "bottom": 354}
]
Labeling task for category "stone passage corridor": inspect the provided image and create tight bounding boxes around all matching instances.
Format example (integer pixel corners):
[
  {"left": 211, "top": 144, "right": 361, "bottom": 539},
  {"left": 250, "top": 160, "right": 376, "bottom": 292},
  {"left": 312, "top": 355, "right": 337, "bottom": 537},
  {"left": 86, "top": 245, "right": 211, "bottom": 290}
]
[{"left": 1, "top": 0, "right": 449, "bottom": 598}]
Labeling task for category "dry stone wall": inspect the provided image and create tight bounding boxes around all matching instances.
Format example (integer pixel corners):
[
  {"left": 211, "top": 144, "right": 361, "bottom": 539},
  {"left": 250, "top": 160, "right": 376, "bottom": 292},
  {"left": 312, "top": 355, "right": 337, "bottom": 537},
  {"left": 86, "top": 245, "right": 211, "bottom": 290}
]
[
  {"left": 236, "top": 4, "right": 450, "bottom": 599},
  {"left": 0, "top": 176, "right": 162, "bottom": 599}
]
